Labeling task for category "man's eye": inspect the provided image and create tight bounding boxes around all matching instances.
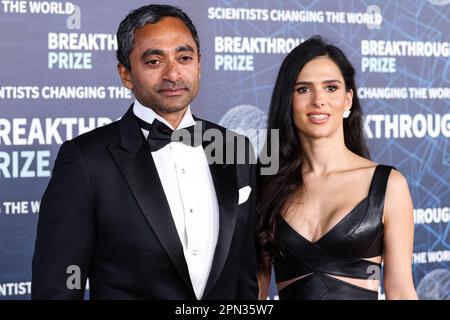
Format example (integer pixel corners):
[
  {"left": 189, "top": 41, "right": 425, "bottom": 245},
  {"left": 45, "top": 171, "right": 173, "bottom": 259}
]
[
  {"left": 179, "top": 56, "right": 193, "bottom": 62},
  {"left": 146, "top": 60, "right": 160, "bottom": 65}
]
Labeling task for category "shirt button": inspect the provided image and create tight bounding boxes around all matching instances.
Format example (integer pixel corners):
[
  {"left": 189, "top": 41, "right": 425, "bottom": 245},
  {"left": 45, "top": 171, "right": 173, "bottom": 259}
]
[
  {"left": 192, "top": 250, "right": 199, "bottom": 256},
  {"left": 189, "top": 208, "right": 194, "bottom": 213},
  {"left": 181, "top": 168, "right": 186, "bottom": 174}
]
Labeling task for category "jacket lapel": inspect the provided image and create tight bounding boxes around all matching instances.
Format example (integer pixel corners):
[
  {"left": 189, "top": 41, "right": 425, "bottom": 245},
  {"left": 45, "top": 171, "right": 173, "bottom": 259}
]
[
  {"left": 108, "top": 105, "right": 196, "bottom": 298},
  {"left": 199, "top": 120, "right": 239, "bottom": 298}
]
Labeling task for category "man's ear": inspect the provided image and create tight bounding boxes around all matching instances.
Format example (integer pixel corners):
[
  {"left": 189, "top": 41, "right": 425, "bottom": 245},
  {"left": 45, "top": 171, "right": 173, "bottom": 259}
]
[
  {"left": 117, "top": 63, "right": 133, "bottom": 90},
  {"left": 198, "top": 53, "right": 202, "bottom": 80}
]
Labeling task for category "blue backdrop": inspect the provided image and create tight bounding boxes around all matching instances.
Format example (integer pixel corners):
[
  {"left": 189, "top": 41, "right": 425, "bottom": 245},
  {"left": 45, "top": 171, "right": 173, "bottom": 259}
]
[{"left": 0, "top": 0, "right": 449, "bottom": 299}]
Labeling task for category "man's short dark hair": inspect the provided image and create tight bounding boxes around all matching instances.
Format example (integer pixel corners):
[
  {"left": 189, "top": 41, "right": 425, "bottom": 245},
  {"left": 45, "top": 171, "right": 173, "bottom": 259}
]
[{"left": 116, "top": 4, "right": 200, "bottom": 70}]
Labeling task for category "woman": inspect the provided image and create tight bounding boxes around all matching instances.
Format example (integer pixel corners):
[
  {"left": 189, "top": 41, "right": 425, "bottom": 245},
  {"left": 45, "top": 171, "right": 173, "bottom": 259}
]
[{"left": 257, "top": 36, "right": 417, "bottom": 300}]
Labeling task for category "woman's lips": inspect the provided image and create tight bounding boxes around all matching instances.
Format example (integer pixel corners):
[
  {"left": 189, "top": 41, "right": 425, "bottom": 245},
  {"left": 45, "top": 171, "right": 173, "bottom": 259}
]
[{"left": 307, "top": 112, "right": 330, "bottom": 124}]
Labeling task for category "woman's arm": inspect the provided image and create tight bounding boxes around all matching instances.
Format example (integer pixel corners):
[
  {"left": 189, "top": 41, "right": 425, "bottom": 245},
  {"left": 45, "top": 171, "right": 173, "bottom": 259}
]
[
  {"left": 257, "top": 271, "right": 272, "bottom": 300},
  {"left": 382, "top": 169, "right": 418, "bottom": 300}
]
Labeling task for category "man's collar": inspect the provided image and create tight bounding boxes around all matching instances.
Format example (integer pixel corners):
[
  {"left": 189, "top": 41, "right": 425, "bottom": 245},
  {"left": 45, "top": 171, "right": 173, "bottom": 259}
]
[{"left": 132, "top": 99, "right": 196, "bottom": 130}]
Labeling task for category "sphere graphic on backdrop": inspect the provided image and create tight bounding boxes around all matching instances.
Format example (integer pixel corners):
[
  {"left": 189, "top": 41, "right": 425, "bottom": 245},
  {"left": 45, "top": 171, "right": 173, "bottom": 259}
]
[
  {"left": 416, "top": 268, "right": 450, "bottom": 300},
  {"left": 219, "top": 104, "right": 268, "bottom": 155}
]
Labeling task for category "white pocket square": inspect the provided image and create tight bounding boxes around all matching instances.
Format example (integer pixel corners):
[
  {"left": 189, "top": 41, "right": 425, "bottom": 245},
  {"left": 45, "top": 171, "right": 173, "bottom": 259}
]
[{"left": 238, "top": 186, "right": 252, "bottom": 205}]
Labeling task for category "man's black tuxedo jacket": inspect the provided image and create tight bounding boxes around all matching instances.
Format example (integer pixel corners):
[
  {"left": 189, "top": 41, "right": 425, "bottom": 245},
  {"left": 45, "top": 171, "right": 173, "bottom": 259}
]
[{"left": 31, "top": 106, "right": 258, "bottom": 299}]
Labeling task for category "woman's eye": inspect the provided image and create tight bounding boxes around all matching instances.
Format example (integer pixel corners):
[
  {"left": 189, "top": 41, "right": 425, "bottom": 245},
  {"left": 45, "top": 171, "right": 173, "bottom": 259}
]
[
  {"left": 326, "top": 86, "right": 338, "bottom": 92},
  {"left": 297, "top": 87, "right": 309, "bottom": 93}
]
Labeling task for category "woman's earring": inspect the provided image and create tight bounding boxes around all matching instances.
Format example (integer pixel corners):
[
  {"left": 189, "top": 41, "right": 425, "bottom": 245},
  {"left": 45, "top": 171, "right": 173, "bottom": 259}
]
[{"left": 343, "top": 110, "right": 351, "bottom": 118}]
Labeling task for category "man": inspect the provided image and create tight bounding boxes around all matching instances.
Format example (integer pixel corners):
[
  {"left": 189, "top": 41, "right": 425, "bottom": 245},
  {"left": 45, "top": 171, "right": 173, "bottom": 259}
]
[{"left": 32, "top": 4, "right": 258, "bottom": 299}]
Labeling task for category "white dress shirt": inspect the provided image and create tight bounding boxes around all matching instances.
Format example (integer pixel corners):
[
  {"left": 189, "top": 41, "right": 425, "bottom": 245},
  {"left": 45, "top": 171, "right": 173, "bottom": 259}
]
[{"left": 133, "top": 100, "right": 219, "bottom": 299}]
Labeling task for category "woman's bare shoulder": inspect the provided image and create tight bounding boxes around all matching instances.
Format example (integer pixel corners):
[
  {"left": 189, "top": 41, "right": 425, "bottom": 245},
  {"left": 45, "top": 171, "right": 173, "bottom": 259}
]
[
  {"left": 350, "top": 155, "right": 378, "bottom": 173},
  {"left": 386, "top": 168, "right": 410, "bottom": 197},
  {"left": 384, "top": 167, "right": 413, "bottom": 223}
]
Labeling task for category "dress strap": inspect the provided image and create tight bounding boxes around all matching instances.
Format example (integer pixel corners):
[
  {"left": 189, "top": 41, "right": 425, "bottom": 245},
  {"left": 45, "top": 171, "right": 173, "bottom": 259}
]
[{"left": 367, "top": 164, "right": 395, "bottom": 210}]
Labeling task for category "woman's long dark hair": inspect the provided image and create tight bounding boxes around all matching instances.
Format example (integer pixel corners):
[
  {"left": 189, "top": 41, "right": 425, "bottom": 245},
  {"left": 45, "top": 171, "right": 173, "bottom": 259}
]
[{"left": 256, "top": 36, "right": 370, "bottom": 273}]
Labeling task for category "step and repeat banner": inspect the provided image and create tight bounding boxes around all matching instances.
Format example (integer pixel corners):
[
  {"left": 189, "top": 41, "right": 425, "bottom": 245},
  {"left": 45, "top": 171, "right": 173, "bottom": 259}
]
[{"left": 0, "top": 0, "right": 449, "bottom": 299}]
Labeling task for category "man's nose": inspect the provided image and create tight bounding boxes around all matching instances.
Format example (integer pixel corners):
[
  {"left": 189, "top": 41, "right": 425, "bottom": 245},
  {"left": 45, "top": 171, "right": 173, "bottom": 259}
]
[{"left": 162, "top": 60, "right": 182, "bottom": 82}]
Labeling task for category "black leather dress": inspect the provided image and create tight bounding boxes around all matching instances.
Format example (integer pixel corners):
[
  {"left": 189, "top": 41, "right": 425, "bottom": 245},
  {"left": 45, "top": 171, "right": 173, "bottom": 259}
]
[{"left": 274, "top": 165, "right": 393, "bottom": 300}]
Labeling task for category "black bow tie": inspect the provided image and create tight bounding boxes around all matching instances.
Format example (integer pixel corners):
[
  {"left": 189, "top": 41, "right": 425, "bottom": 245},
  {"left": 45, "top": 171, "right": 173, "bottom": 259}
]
[{"left": 136, "top": 117, "right": 202, "bottom": 152}]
